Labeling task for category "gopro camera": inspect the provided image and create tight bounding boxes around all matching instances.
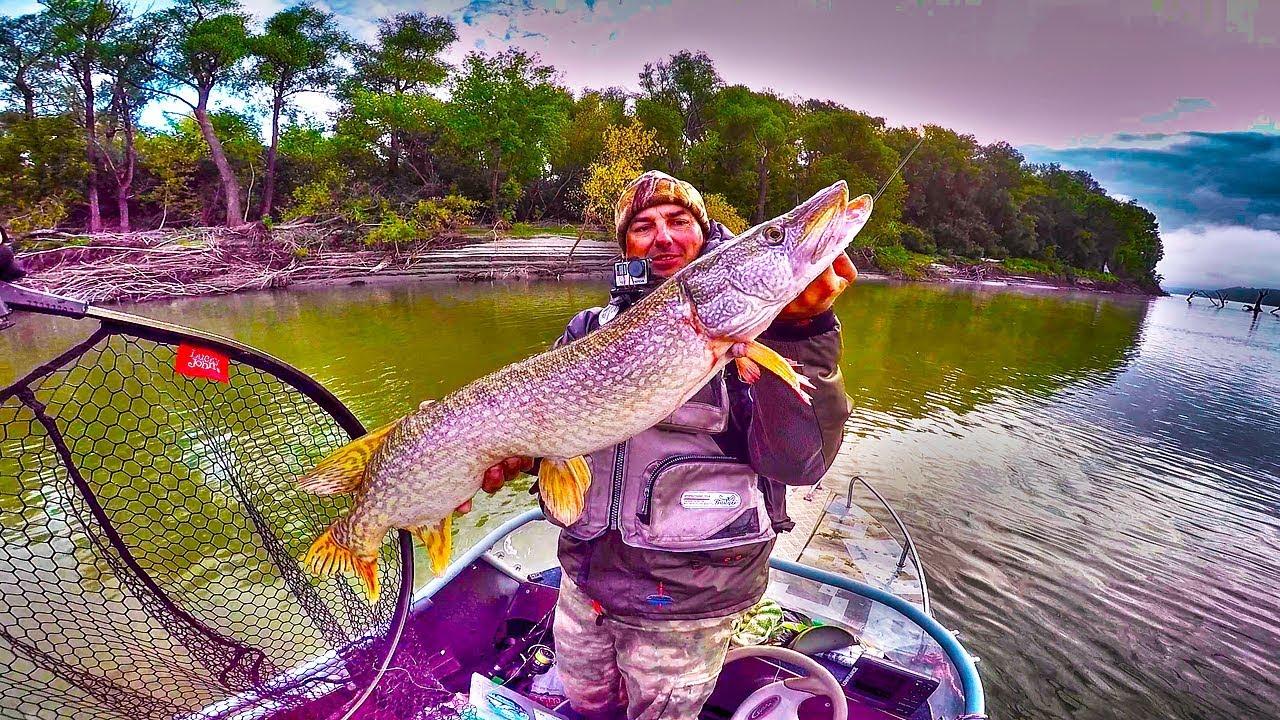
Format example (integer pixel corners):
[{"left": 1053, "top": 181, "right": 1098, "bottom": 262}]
[{"left": 613, "top": 258, "right": 651, "bottom": 290}]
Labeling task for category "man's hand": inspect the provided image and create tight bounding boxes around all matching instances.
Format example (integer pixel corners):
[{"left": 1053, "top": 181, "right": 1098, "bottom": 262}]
[
  {"left": 776, "top": 253, "right": 856, "bottom": 323},
  {"left": 424, "top": 396, "right": 535, "bottom": 515}
]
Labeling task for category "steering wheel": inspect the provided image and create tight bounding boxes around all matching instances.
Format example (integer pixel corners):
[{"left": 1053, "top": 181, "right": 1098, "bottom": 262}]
[{"left": 722, "top": 645, "right": 848, "bottom": 720}]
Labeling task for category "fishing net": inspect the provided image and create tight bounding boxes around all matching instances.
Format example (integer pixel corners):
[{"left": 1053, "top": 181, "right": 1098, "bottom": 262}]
[{"left": 0, "top": 312, "right": 434, "bottom": 720}]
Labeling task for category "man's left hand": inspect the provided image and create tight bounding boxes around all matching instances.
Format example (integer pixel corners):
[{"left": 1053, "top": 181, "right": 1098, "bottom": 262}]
[{"left": 776, "top": 253, "right": 856, "bottom": 323}]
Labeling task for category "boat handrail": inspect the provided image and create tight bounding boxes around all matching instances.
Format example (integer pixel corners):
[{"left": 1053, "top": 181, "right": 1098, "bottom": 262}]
[
  {"left": 845, "top": 475, "right": 933, "bottom": 617},
  {"left": 418, "top": 508, "right": 986, "bottom": 720}
]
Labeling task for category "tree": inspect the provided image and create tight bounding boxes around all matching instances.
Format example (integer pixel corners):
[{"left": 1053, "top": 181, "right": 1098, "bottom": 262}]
[
  {"left": 250, "top": 3, "right": 349, "bottom": 220},
  {"left": 100, "top": 25, "right": 156, "bottom": 231},
  {"left": 541, "top": 88, "right": 628, "bottom": 217},
  {"left": 638, "top": 49, "right": 722, "bottom": 148},
  {"left": 136, "top": 0, "right": 251, "bottom": 226},
  {"left": 345, "top": 12, "right": 457, "bottom": 178},
  {"left": 0, "top": 113, "right": 87, "bottom": 231},
  {"left": 708, "top": 86, "right": 793, "bottom": 223},
  {"left": 791, "top": 104, "right": 901, "bottom": 241},
  {"left": 0, "top": 13, "right": 58, "bottom": 120},
  {"left": 581, "top": 121, "right": 658, "bottom": 225},
  {"left": 44, "top": 0, "right": 125, "bottom": 233},
  {"left": 445, "top": 49, "right": 568, "bottom": 212}
]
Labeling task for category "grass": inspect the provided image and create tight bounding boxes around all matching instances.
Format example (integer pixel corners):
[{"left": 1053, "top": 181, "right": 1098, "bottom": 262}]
[
  {"left": 459, "top": 222, "right": 607, "bottom": 240},
  {"left": 20, "top": 237, "right": 92, "bottom": 253},
  {"left": 872, "top": 245, "right": 937, "bottom": 280},
  {"left": 1000, "top": 257, "right": 1120, "bottom": 284}
]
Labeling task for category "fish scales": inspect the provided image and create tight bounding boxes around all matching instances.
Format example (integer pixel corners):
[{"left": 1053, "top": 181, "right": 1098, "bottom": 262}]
[
  {"left": 298, "top": 180, "right": 874, "bottom": 602},
  {"left": 342, "top": 281, "right": 719, "bottom": 549}
]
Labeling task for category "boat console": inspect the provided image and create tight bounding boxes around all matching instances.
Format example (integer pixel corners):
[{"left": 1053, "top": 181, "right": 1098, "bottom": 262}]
[{"left": 402, "top": 512, "right": 984, "bottom": 720}]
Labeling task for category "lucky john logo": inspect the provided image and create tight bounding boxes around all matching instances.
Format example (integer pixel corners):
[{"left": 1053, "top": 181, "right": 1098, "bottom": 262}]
[{"left": 175, "top": 343, "right": 230, "bottom": 384}]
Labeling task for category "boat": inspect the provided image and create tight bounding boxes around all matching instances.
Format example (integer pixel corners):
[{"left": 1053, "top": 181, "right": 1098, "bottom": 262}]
[{"left": 0, "top": 279, "right": 985, "bottom": 720}]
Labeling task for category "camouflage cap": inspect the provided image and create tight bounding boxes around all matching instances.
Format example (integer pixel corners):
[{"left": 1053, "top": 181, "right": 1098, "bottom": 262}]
[{"left": 614, "top": 170, "right": 711, "bottom": 248}]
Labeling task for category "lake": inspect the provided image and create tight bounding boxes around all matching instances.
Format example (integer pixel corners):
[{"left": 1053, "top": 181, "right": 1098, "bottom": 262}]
[{"left": 2, "top": 277, "right": 1277, "bottom": 720}]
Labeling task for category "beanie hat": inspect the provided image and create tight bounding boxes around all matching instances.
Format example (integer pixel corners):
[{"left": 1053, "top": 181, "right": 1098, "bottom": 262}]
[{"left": 613, "top": 170, "right": 711, "bottom": 248}]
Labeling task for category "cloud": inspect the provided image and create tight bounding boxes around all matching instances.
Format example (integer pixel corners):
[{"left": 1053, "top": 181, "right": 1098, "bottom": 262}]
[
  {"left": 1021, "top": 130, "right": 1280, "bottom": 287},
  {"left": 1156, "top": 225, "right": 1280, "bottom": 288},
  {"left": 1140, "top": 97, "right": 1215, "bottom": 124},
  {"left": 1020, "top": 131, "right": 1280, "bottom": 232}
]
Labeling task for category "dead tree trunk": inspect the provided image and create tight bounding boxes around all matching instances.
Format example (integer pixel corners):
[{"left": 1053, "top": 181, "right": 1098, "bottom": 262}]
[
  {"left": 1188, "top": 290, "right": 1225, "bottom": 308},
  {"left": 1245, "top": 290, "right": 1270, "bottom": 314}
]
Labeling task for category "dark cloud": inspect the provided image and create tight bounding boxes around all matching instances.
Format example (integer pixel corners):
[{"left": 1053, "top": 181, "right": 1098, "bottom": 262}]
[{"left": 1020, "top": 131, "right": 1280, "bottom": 232}]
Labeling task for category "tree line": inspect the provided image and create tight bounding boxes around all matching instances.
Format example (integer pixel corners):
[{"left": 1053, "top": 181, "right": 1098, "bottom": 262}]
[{"left": 0, "top": 0, "right": 1164, "bottom": 285}]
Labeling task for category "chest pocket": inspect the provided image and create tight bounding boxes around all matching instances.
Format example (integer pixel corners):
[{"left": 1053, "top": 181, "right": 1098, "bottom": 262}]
[{"left": 653, "top": 372, "right": 730, "bottom": 434}]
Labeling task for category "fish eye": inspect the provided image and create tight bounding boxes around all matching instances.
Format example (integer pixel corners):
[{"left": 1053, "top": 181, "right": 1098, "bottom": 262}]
[{"left": 764, "top": 226, "right": 785, "bottom": 244}]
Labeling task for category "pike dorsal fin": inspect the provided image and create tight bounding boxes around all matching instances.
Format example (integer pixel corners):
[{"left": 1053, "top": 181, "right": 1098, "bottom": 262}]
[{"left": 297, "top": 417, "right": 403, "bottom": 495}]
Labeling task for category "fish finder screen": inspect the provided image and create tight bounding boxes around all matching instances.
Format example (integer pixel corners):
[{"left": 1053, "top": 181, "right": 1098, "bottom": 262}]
[
  {"left": 851, "top": 663, "right": 905, "bottom": 700},
  {"left": 845, "top": 655, "right": 939, "bottom": 718}
]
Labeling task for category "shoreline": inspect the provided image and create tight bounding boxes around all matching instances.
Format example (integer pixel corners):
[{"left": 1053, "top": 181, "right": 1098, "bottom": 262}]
[{"left": 12, "top": 225, "right": 1163, "bottom": 307}]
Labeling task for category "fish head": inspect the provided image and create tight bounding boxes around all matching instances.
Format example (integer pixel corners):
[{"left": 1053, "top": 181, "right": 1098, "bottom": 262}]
[{"left": 677, "top": 181, "right": 873, "bottom": 342}]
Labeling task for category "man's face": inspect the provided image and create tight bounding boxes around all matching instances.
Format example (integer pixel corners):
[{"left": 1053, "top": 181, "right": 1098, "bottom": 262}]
[{"left": 624, "top": 203, "right": 705, "bottom": 278}]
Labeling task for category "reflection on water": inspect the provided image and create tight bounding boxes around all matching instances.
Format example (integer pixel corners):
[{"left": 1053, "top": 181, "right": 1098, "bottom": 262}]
[{"left": 2, "top": 277, "right": 1278, "bottom": 720}]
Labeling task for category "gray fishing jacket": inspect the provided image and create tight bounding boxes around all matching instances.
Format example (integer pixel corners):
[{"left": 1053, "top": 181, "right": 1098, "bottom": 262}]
[{"left": 538, "top": 221, "right": 852, "bottom": 620}]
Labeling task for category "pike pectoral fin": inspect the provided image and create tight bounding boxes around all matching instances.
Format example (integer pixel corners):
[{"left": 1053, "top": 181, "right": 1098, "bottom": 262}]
[
  {"left": 739, "top": 340, "right": 815, "bottom": 404},
  {"left": 411, "top": 515, "right": 453, "bottom": 576},
  {"left": 304, "top": 526, "right": 381, "bottom": 604},
  {"left": 297, "top": 417, "right": 402, "bottom": 495},
  {"left": 735, "top": 357, "right": 763, "bottom": 384},
  {"left": 538, "top": 456, "right": 591, "bottom": 526}
]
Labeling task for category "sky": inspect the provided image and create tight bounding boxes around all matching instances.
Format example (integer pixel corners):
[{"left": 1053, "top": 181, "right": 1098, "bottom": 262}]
[{"left": 3, "top": 0, "right": 1277, "bottom": 288}]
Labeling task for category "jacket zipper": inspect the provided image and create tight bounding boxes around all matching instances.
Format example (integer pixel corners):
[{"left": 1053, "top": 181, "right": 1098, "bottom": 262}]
[
  {"left": 638, "top": 455, "right": 742, "bottom": 524},
  {"left": 608, "top": 441, "right": 627, "bottom": 529}
]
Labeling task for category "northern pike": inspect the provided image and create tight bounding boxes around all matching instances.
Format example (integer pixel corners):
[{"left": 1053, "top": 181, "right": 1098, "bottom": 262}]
[{"left": 300, "top": 181, "right": 873, "bottom": 602}]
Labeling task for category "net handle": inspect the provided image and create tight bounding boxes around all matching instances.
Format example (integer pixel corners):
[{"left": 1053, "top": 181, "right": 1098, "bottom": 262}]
[{"left": 2, "top": 281, "right": 417, "bottom": 718}]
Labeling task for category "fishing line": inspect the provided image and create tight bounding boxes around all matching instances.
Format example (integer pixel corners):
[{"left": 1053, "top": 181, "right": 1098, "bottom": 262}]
[{"left": 874, "top": 131, "right": 926, "bottom": 202}]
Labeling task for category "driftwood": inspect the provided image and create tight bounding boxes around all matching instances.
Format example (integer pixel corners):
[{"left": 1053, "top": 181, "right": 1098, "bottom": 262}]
[
  {"left": 1243, "top": 290, "right": 1271, "bottom": 314},
  {"left": 1187, "top": 290, "right": 1229, "bottom": 308},
  {"left": 16, "top": 224, "right": 619, "bottom": 305}
]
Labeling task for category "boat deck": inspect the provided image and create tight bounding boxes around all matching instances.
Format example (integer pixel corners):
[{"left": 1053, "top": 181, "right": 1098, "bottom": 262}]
[{"left": 773, "top": 483, "right": 926, "bottom": 610}]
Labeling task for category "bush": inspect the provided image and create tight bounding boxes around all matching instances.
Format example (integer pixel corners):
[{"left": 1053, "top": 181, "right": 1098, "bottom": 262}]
[
  {"left": 364, "top": 212, "right": 418, "bottom": 248},
  {"left": 873, "top": 245, "right": 934, "bottom": 280},
  {"left": 4, "top": 196, "right": 70, "bottom": 235},
  {"left": 703, "top": 193, "right": 749, "bottom": 235},
  {"left": 897, "top": 223, "right": 935, "bottom": 254},
  {"left": 365, "top": 194, "right": 482, "bottom": 248},
  {"left": 411, "top": 194, "right": 482, "bottom": 235}
]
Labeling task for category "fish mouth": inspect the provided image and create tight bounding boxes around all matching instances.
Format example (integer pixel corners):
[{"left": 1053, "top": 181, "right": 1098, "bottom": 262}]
[{"left": 790, "top": 181, "right": 874, "bottom": 262}]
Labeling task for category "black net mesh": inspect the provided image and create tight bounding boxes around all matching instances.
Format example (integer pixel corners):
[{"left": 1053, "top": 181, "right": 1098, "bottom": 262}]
[{"left": 0, "top": 321, "right": 428, "bottom": 720}]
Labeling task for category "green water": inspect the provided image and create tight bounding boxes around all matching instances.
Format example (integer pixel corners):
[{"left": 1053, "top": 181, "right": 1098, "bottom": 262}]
[{"left": 3, "top": 278, "right": 1278, "bottom": 720}]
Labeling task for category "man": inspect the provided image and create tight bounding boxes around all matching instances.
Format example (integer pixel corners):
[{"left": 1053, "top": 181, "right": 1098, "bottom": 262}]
[{"left": 474, "top": 171, "right": 854, "bottom": 720}]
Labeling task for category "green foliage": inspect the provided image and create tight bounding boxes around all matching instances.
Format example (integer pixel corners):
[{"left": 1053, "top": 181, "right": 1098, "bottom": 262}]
[
  {"left": 1000, "top": 257, "right": 1060, "bottom": 276},
  {"left": 0, "top": 9, "right": 1167, "bottom": 282},
  {"left": 363, "top": 194, "right": 479, "bottom": 248},
  {"left": 703, "top": 192, "right": 748, "bottom": 235},
  {"left": 896, "top": 223, "right": 935, "bottom": 254},
  {"left": 874, "top": 245, "right": 934, "bottom": 280},
  {"left": 410, "top": 194, "right": 481, "bottom": 234},
  {"left": 445, "top": 49, "right": 569, "bottom": 210},
  {"left": 581, "top": 121, "right": 658, "bottom": 225},
  {"left": 364, "top": 210, "right": 417, "bottom": 247},
  {"left": 0, "top": 114, "right": 87, "bottom": 220}
]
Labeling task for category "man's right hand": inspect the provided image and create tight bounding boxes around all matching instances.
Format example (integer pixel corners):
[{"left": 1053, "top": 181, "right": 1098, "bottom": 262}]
[{"left": 483, "top": 456, "right": 534, "bottom": 493}]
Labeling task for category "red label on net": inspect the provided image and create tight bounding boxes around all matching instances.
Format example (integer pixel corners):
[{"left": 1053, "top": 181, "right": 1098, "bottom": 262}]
[{"left": 175, "top": 344, "right": 230, "bottom": 383}]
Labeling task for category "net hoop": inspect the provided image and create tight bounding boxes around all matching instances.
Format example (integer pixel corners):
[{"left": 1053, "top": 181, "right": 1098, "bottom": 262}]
[{"left": 0, "top": 286, "right": 415, "bottom": 720}]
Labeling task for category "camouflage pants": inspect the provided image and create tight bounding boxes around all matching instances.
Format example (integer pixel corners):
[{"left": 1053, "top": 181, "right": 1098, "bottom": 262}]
[{"left": 553, "top": 576, "right": 743, "bottom": 720}]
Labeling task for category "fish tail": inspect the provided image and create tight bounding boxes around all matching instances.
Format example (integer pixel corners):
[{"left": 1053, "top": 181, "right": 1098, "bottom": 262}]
[{"left": 304, "top": 523, "right": 381, "bottom": 604}]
